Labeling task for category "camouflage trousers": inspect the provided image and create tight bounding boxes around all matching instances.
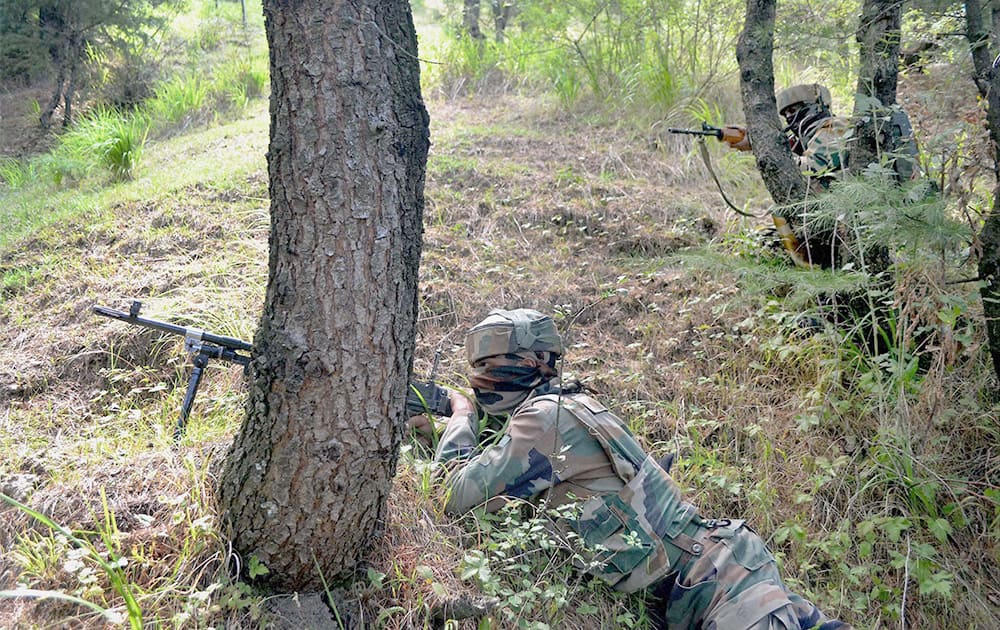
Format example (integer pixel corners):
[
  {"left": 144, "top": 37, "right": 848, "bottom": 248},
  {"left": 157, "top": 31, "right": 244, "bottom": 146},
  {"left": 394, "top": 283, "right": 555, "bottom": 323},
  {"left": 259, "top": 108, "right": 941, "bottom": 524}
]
[{"left": 647, "top": 518, "right": 852, "bottom": 630}]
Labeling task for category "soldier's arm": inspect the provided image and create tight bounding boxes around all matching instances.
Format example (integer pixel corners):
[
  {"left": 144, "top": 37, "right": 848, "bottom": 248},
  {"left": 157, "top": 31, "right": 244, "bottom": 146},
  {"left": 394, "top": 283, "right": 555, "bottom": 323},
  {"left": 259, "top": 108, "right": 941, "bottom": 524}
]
[{"left": 434, "top": 404, "right": 557, "bottom": 514}]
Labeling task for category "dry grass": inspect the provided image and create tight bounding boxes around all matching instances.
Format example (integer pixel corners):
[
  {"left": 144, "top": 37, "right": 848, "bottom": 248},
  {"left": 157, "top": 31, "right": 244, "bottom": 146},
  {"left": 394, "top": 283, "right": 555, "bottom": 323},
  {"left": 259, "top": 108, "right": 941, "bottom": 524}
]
[{"left": 1, "top": 68, "right": 999, "bottom": 629}]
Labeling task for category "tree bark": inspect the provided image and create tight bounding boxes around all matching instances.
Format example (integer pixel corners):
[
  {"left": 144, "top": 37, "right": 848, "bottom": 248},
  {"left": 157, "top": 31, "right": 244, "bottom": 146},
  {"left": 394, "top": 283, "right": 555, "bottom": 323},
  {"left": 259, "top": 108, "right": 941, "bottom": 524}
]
[
  {"left": 62, "top": 36, "right": 81, "bottom": 127},
  {"left": 40, "top": 62, "right": 66, "bottom": 130},
  {"left": 463, "top": 0, "right": 483, "bottom": 39},
  {"left": 39, "top": 2, "right": 69, "bottom": 130},
  {"left": 217, "top": 0, "right": 430, "bottom": 590},
  {"left": 966, "top": 0, "right": 1000, "bottom": 385},
  {"left": 850, "top": 0, "right": 903, "bottom": 172},
  {"left": 491, "top": 0, "right": 514, "bottom": 41},
  {"left": 736, "top": 0, "right": 809, "bottom": 205}
]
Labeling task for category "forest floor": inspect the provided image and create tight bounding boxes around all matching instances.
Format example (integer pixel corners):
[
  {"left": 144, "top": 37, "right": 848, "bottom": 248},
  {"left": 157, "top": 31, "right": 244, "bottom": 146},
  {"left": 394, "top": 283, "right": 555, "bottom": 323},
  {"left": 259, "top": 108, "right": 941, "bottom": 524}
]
[
  {"left": 1, "top": 63, "right": 998, "bottom": 628},
  {"left": 0, "top": 84, "right": 55, "bottom": 158}
]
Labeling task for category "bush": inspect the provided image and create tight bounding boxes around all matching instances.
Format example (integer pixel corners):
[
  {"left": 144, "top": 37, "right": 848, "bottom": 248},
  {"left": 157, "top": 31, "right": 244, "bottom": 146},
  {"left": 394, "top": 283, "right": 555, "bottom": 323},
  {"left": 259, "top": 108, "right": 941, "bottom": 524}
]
[
  {"left": 49, "top": 107, "right": 150, "bottom": 182},
  {"left": 146, "top": 73, "right": 210, "bottom": 127}
]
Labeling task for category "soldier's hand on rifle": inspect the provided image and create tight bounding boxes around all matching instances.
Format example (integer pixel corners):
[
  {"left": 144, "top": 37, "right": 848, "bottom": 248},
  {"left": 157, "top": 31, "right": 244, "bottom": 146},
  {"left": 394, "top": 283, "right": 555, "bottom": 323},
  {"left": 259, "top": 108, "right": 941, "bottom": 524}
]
[
  {"left": 407, "top": 413, "right": 443, "bottom": 443},
  {"left": 444, "top": 387, "right": 474, "bottom": 421},
  {"left": 721, "top": 125, "right": 751, "bottom": 151},
  {"left": 408, "top": 386, "right": 473, "bottom": 447}
]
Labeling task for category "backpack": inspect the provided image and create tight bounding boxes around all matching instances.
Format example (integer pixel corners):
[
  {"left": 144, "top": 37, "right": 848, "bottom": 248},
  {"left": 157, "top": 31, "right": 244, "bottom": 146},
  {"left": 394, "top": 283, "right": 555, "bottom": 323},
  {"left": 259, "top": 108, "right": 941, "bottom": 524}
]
[{"left": 886, "top": 107, "right": 919, "bottom": 180}]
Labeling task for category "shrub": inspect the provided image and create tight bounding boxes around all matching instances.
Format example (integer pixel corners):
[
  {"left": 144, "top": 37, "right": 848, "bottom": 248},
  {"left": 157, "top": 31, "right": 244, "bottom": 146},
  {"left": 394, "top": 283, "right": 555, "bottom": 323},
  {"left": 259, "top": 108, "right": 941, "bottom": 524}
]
[{"left": 49, "top": 107, "right": 150, "bottom": 182}]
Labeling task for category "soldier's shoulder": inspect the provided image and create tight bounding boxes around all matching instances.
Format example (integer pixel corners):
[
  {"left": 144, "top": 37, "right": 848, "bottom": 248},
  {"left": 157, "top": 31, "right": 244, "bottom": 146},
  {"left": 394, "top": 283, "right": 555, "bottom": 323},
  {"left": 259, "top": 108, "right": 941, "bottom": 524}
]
[{"left": 531, "top": 391, "right": 608, "bottom": 414}]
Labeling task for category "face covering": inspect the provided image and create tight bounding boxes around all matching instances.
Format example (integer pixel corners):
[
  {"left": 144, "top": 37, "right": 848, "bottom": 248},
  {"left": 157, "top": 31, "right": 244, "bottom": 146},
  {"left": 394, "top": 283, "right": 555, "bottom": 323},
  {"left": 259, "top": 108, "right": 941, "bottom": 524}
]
[{"left": 470, "top": 351, "right": 558, "bottom": 415}]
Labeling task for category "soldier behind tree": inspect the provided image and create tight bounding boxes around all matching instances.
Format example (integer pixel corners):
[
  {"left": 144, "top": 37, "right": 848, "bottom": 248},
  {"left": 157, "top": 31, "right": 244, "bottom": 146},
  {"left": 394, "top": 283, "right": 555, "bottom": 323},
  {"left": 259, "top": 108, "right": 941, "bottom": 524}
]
[{"left": 410, "top": 308, "right": 851, "bottom": 629}]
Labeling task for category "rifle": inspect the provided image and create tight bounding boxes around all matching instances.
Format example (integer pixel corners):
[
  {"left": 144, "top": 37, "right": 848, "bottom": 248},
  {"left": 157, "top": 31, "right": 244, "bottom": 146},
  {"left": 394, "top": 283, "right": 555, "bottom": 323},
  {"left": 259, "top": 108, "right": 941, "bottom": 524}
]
[
  {"left": 93, "top": 301, "right": 252, "bottom": 443},
  {"left": 406, "top": 381, "right": 453, "bottom": 418},
  {"left": 95, "top": 301, "right": 453, "bottom": 444},
  {"left": 667, "top": 121, "right": 747, "bottom": 146},
  {"left": 405, "top": 347, "right": 453, "bottom": 418},
  {"left": 667, "top": 122, "right": 757, "bottom": 219}
]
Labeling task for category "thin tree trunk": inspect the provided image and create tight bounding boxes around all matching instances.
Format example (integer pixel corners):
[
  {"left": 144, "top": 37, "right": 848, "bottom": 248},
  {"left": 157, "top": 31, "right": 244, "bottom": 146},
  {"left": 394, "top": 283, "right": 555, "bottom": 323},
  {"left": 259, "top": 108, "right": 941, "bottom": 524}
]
[
  {"left": 492, "top": 0, "right": 514, "bottom": 41},
  {"left": 62, "top": 40, "right": 81, "bottom": 128},
  {"left": 851, "top": 0, "right": 903, "bottom": 172},
  {"left": 464, "top": 0, "right": 483, "bottom": 39},
  {"left": 966, "top": 0, "right": 1000, "bottom": 384},
  {"left": 736, "top": 0, "right": 809, "bottom": 205},
  {"left": 218, "top": 0, "right": 430, "bottom": 590},
  {"left": 40, "top": 64, "right": 65, "bottom": 130}
]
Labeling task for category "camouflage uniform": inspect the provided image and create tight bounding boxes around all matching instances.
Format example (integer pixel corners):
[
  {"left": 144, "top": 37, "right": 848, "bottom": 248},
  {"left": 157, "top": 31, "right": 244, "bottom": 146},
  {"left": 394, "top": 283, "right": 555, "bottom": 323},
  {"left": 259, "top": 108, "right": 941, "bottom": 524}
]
[
  {"left": 772, "top": 113, "right": 853, "bottom": 268},
  {"left": 797, "top": 116, "right": 851, "bottom": 183},
  {"left": 434, "top": 309, "right": 851, "bottom": 629}
]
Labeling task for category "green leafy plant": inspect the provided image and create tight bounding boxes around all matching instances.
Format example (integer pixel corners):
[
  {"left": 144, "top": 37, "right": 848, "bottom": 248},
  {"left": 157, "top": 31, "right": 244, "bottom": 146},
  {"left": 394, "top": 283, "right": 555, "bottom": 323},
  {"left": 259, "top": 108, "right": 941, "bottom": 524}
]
[{"left": 456, "top": 501, "right": 644, "bottom": 628}]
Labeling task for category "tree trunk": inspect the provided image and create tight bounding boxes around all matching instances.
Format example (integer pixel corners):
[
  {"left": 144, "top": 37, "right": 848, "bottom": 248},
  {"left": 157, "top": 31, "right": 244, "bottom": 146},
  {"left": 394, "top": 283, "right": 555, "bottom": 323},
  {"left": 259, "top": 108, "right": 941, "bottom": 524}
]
[
  {"left": 40, "top": 63, "right": 65, "bottom": 130},
  {"left": 491, "top": 0, "right": 514, "bottom": 41},
  {"left": 217, "top": 0, "right": 430, "bottom": 591},
  {"left": 736, "top": 0, "right": 809, "bottom": 205},
  {"left": 464, "top": 0, "right": 483, "bottom": 39},
  {"left": 966, "top": 0, "right": 1000, "bottom": 384},
  {"left": 850, "top": 0, "right": 903, "bottom": 172},
  {"left": 62, "top": 37, "right": 81, "bottom": 127},
  {"left": 38, "top": 2, "right": 66, "bottom": 130}
]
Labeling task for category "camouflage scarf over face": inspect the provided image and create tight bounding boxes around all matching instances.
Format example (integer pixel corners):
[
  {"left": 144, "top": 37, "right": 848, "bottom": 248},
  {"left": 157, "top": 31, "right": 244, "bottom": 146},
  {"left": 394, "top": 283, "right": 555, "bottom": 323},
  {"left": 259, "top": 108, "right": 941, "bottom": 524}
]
[{"left": 470, "top": 351, "right": 558, "bottom": 415}]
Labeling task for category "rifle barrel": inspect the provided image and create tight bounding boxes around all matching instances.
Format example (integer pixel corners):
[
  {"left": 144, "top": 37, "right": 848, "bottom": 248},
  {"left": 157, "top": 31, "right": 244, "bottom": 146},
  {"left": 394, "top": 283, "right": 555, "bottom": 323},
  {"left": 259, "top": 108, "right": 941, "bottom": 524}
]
[
  {"left": 667, "top": 127, "right": 722, "bottom": 137},
  {"left": 93, "top": 305, "right": 253, "bottom": 352}
]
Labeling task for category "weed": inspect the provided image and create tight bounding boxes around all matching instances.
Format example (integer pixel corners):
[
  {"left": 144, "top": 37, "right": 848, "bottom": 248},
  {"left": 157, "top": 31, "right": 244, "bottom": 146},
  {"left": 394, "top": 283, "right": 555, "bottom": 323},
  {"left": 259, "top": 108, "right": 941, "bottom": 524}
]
[
  {"left": 215, "top": 54, "right": 269, "bottom": 110},
  {"left": 456, "top": 501, "right": 647, "bottom": 628},
  {"left": 0, "top": 157, "right": 36, "bottom": 189},
  {"left": 47, "top": 107, "right": 150, "bottom": 182},
  {"left": 1, "top": 492, "right": 143, "bottom": 628},
  {"left": 147, "top": 73, "right": 210, "bottom": 127}
]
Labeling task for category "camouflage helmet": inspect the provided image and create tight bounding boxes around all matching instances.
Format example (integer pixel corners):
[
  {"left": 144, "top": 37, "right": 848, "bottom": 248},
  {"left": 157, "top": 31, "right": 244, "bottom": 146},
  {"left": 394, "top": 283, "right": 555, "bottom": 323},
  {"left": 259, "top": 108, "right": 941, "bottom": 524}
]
[
  {"left": 466, "top": 309, "right": 563, "bottom": 364},
  {"left": 776, "top": 83, "right": 832, "bottom": 115}
]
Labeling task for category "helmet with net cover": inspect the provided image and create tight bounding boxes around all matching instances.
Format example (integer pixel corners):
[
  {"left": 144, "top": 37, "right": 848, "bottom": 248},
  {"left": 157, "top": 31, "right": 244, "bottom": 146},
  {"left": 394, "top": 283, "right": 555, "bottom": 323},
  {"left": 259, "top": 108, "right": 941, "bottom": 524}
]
[
  {"left": 776, "top": 84, "right": 832, "bottom": 116},
  {"left": 466, "top": 309, "right": 563, "bottom": 364}
]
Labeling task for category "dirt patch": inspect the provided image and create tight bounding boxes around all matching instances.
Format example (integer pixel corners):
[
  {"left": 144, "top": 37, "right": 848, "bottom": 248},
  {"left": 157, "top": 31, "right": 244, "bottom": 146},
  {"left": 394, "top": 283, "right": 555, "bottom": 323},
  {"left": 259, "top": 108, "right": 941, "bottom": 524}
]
[{"left": 0, "top": 84, "right": 56, "bottom": 158}]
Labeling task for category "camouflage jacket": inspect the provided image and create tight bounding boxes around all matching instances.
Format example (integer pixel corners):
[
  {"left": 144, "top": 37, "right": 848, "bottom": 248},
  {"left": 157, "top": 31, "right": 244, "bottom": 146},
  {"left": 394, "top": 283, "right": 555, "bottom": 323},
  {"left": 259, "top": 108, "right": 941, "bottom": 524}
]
[
  {"left": 434, "top": 392, "right": 852, "bottom": 628},
  {"left": 799, "top": 116, "right": 850, "bottom": 182},
  {"left": 799, "top": 112, "right": 919, "bottom": 184},
  {"left": 434, "top": 391, "right": 699, "bottom": 592}
]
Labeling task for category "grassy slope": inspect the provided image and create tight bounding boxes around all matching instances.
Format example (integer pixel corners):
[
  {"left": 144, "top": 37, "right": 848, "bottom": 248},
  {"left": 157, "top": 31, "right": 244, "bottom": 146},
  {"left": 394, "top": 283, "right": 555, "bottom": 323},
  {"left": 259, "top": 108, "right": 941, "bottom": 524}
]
[{"left": 1, "top": 44, "right": 999, "bottom": 630}]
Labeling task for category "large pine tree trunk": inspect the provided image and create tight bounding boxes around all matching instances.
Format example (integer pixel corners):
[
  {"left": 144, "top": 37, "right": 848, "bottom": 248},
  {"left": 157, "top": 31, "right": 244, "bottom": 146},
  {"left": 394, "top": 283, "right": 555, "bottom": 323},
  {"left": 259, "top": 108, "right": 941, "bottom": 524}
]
[
  {"left": 217, "top": 0, "right": 430, "bottom": 590},
  {"left": 966, "top": 0, "right": 1000, "bottom": 385}
]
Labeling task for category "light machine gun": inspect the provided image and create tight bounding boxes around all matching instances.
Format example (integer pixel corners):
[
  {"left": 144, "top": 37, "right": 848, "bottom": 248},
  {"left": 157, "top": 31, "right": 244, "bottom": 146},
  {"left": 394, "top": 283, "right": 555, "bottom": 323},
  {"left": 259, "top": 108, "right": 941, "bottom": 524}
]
[
  {"left": 95, "top": 301, "right": 453, "bottom": 443},
  {"left": 94, "top": 301, "right": 252, "bottom": 443}
]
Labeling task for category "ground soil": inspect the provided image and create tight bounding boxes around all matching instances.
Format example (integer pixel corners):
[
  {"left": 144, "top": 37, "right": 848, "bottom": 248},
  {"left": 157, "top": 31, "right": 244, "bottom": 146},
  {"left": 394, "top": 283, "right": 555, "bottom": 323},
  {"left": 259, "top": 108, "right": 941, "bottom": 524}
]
[{"left": 0, "top": 84, "right": 55, "bottom": 158}]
